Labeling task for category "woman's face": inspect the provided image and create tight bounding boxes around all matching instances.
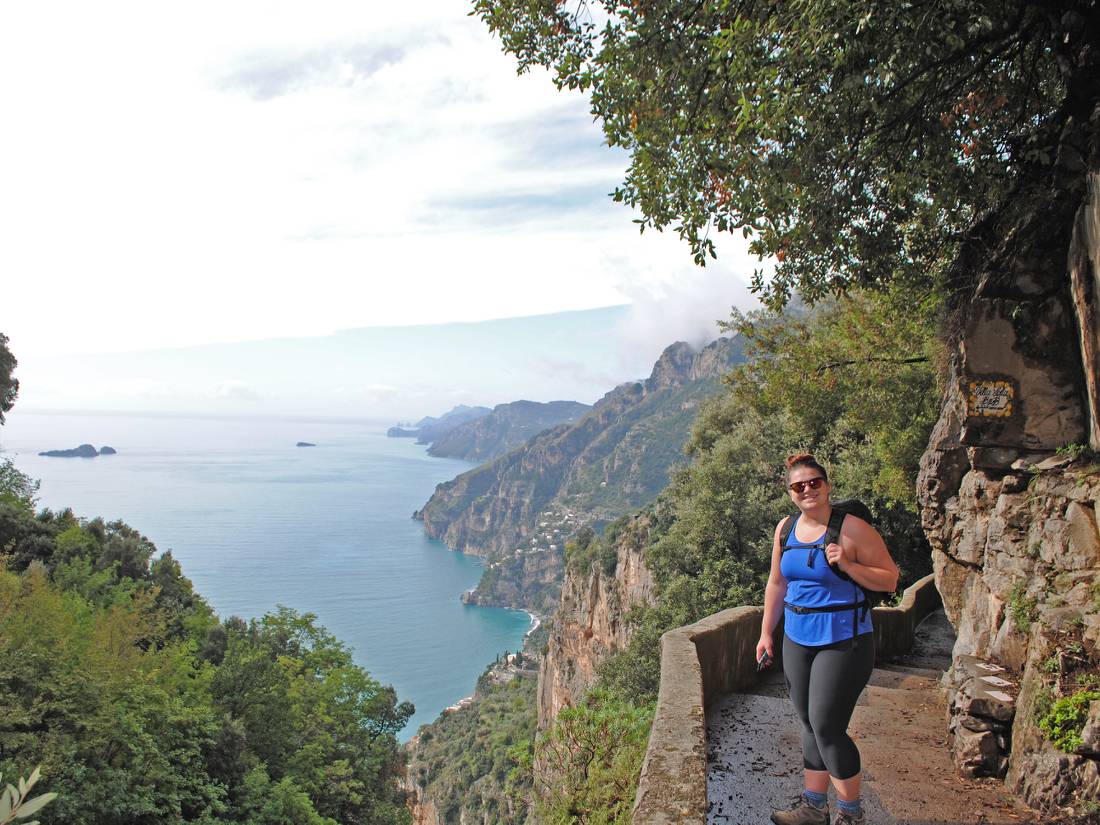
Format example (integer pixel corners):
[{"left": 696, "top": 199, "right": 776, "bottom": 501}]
[{"left": 788, "top": 465, "right": 830, "bottom": 510}]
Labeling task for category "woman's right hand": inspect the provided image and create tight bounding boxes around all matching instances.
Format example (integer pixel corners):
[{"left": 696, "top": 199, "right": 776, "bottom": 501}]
[{"left": 755, "top": 635, "right": 773, "bottom": 666}]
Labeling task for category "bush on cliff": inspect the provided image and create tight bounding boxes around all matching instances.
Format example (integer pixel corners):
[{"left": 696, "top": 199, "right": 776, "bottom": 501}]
[
  {"left": 0, "top": 464, "right": 413, "bottom": 825},
  {"left": 519, "top": 690, "right": 653, "bottom": 825}
]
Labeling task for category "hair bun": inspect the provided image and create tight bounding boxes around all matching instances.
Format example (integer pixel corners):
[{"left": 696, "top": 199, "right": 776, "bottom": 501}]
[{"left": 786, "top": 452, "right": 816, "bottom": 468}]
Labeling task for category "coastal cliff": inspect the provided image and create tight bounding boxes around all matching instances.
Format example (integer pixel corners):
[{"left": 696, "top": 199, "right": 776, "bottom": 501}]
[
  {"left": 536, "top": 515, "right": 655, "bottom": 727},
  {"left": 427, "top": 400, "right": 591, "bottom": 462},
  {"left": 414, "top": 338, "right": 742, "bottom": 614},
  {"left": 918, "top": 171, "right": 1100, "bottom": 815}
]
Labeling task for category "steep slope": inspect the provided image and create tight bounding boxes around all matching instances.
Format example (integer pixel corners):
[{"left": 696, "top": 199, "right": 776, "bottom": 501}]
[
  {"left": 427, "top": 400, "right": 590, "bottom": 462},
  {"left": 536, "top": 515, "right": 655, "bottom": 726},
  {"left": 387, "top": 405, "right": 492, "bottom": 441},
  {"left": 413, "top": 337, "right": 743, "bottom": 613}
]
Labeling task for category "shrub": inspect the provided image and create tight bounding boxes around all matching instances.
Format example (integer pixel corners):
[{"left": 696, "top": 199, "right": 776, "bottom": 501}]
[{"left": 1038, "top": 689, "right": 1100, "bottom": 753}]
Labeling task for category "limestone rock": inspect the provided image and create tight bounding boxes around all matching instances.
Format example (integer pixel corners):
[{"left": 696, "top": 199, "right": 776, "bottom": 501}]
[
  {"left": 1078, "top": 700, "right": 1100, "bottom": 757},
  {"left": 1031, "top": 454, "right": 1075, "bottom": 471},
  {"left": 917, "top": 170, "right": 1100, "bottom": 816},
  {"left": 537, "top": 516, "right": 654, "bottom": 727},
  {"left": 953, "top": 726, "right": 1007, "bottom": 778}
]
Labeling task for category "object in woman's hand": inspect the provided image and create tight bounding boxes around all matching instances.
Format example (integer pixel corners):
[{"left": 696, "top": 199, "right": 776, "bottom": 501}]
[{"left": 757, "top": 650, "right": 773, "bottom": 671}]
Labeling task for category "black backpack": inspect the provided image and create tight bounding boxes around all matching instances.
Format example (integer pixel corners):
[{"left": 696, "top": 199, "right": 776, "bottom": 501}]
[{"left": 779, "top": 499, "right": 894, "bottom": 625}]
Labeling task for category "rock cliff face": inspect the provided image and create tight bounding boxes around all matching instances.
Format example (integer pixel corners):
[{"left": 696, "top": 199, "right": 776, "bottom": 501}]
[
  {"left": 415, "top": 338, "right": 742, "bottom": 566},
  {"left": 918, "top": 171, "right": 1100, "bottom": 815},
  {"left": 427, "top": 400, "right": 591, "bottom": 462},
  {"left": 388, "top": 405, "right": 492, "bottom": 444},
  {"left": 537, "top": 515, "right": 655, "bottom": 727}
]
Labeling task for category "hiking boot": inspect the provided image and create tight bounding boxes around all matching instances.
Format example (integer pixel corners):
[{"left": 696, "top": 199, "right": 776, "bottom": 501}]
[
  {"left": 832, "top": 810, "right": 866, "bottom": 825},
  {"left": 770, "top": 794, "right": 829, "bottom": 825}
]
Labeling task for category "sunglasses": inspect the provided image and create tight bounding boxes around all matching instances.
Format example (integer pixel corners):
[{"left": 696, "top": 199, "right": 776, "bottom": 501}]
[{"left": 788, "top": 477, "right": 826, "bottom": 494}]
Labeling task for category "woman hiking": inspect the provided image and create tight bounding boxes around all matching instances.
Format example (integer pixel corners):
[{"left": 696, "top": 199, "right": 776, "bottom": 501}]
[{"left": 756, "top": 454, "right": 900, "bottom": 825}]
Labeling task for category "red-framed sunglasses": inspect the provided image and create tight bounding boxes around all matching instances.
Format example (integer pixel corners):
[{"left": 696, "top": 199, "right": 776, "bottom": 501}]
[{"left": 789, "top": 477, "right": 827, "bottom": 493}]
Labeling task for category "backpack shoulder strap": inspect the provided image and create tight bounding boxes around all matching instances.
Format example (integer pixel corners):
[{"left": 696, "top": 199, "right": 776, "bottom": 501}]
[
  {"left": 825, "top": 508, "right": 847, "bottom": 546},
  {"left": 779, "top": 515, "right": 796, "bottom": 551},
  {"left": 825, "top": 508, "right": 853, "bottom": 581}
]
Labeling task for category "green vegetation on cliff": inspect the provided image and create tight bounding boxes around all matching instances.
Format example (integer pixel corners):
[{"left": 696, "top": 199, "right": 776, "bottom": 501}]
[
  {"left": 515, "top": 691, "right": 653, "bottom": 825},
  {"left": 0, "top": 462, "right": 413, "bottom": 825},
  {"left": 405, "top": 661, "right": 538, "bottom": 825}
]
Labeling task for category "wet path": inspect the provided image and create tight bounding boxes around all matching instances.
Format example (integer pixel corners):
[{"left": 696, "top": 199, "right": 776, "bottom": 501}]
[{"left": 705, "top": 611, "right": 1035, "bottom": 825}]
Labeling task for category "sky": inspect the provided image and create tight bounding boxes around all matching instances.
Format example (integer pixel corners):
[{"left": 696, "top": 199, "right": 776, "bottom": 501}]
[{"left": 1, "top": 1, "right": 760, "bottom": 418}]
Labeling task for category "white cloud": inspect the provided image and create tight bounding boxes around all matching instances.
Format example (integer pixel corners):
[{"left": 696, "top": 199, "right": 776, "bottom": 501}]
[
  {"left": 214, "top": 380, "right": 260, "bottom": 401},
  {"left": 0, "top": 0, "right": 762, "bottom": 403},
  {"left": 608, "top": 239, "right": 763, "bottom": 366}
]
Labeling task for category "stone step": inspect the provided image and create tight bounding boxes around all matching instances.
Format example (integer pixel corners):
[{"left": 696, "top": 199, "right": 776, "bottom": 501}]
[{"left": 874, "top": 662, "right": 946, "bottom": 681}]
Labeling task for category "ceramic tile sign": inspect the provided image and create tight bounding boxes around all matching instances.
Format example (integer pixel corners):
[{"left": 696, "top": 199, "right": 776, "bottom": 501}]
[{"left": 967, "top": 378, "right": 1015, "bottom": 418}]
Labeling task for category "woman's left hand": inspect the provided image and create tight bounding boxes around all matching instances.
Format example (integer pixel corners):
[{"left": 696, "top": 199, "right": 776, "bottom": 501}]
[{"left": 825, "top": 542, "right": 852, "bottom": 572}]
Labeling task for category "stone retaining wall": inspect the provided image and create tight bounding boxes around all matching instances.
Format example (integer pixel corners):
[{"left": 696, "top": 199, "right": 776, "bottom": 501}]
[{"left": 632, "top": 574, "right": 941, "bottom": 824}]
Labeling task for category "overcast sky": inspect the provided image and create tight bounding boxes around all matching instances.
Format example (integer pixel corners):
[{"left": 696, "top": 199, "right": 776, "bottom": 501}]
[{"left": 1, "top": 1, "right": 759, "bottom": 415}]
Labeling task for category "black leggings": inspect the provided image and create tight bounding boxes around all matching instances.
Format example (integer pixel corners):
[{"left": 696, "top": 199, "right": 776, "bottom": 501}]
[{"left": 782, "top": 633, "right": 875, "bottom": 780}]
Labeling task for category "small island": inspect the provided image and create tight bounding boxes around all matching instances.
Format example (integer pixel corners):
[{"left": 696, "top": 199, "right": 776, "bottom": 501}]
[
  {"left": 39, "top": 444, "right": 118, "bottom": 458},
  {"left": 296, "top": 442, "right": 316, "bottom": 447}
]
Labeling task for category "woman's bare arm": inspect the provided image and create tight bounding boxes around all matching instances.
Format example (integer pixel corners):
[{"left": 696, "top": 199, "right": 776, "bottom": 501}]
[
  {"left": 826, "top": 516, "right": 899, "bottom": 593},
  {"left": 756, "top": 519, "right": 789, "bottom": 661}
]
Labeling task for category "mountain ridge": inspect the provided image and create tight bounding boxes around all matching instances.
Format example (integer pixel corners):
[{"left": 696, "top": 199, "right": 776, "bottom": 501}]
[{"left": 414, "top": 336, "right": 744, "bottom": 613}]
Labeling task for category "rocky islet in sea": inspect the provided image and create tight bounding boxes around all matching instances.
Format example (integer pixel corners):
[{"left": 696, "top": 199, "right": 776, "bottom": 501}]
[{"left": 39, "top": 444, "right": 118, "bottom": 458}]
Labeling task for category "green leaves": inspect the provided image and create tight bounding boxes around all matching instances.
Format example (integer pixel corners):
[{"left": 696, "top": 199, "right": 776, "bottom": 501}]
[
  {"left": 530, "top": 690, "right": 654, "bottom": 824},
  {"left": 0, "top": 332, "right": 18, "bottom": 425},
  {"left": 0, "top": 502, "right": 414, "bottom": 825},
  {"left": 0, "top": 767, "right": 57, "bottom": 825},
  {"left": 474, "top": 0, "right": 1074, "bottom": 308},
  {"left": 1038, "top": 689, "right": 1100, "bottom": 754}
]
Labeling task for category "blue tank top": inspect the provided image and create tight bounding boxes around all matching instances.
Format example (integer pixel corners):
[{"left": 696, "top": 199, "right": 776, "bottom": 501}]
[{"left": 781, "top": 515, "right": 873, "bottom": 646}]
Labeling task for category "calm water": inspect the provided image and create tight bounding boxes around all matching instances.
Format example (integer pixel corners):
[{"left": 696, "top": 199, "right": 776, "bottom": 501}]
[{"left": 0, "top": 410, "right": 530, "bottom": 737}]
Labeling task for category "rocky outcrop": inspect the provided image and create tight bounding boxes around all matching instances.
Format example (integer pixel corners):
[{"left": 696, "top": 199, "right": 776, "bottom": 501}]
[
  {"left": 462, "top": 544, "right": 564, "bottom": 615},
  {"left": 402, "top": 769, "right": 442, "bottom": 825},
  {"left": 537, "top": 515, "right": 655, "bottom": 727},
  {"left": 427, "top": 400, "right": 591, "bottom": 462},
  {"left": 918, "top": 171, "right": 1100, "bottom": 817},
  {"left": 415, "top": 338, "right": 742, "bottom": 569},
  {"left": 388, "top": 405, "right": 493, "bottom": 444},
  {"left": 39, "top": 444, "right": 102, "bottom": 458}
]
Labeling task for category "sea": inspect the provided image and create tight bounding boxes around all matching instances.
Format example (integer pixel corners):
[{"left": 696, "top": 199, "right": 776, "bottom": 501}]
[{"left": 0, "top": 409, "right": 531, "bottom": 738}]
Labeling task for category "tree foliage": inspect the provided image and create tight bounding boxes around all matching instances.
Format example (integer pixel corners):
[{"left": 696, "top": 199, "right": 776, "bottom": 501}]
[
  {"left": 523, "top": 690, "right": 653, "bottom": 825},
  {"left": 0, "top": 498, "right": 414, "bottom": 824},
  {"left": 0, "top": 334, "right": 16, "bottom": 426},
  {"left": 408, "top": 671, "right": 537, "bottom": 825},
  {"left": 598, "top": 291, "right": 940, "bottom": 705},
  {"left": 473, "top": 0, "right": 1099, "bottom": 306}
]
